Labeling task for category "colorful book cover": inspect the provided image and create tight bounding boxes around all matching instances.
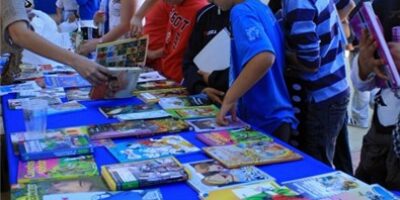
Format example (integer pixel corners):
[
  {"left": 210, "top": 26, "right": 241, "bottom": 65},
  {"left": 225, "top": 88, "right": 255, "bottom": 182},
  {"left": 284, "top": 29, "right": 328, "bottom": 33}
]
[
  {"left": 66, "top": 87, "right": 91, "bottom": 101},
  {"left": 47, "top": 101, "right": 86, "bottom": 115},
  {"left": 42, "top": 189, "right": 164, "bottom": 200},
  {"left": 107, "top": 135, "right": 200, "bottom": 162},
  {"left": 17, "top": 155, "right": 99, "bottom": 184},
  {"left": 0, "top": 81, "right": 41, "bottom": 96},
  {"left": 17, "top": 87, "right": 65, "bottom": 98},
  {"left": 136, "top": 80, "right": 182, "bottom": 91},
  {"left": 203, "top": 141, "right": 302, "bottom": 168},
  {"left": 197, "top": 129, "right": 273, "bottom": 146},
  {"left": 39, "top": 64, "right": 76, "bottom": 74},
  {"left": 137, "top": 71, "right": 167, "bottom": 83},
  {"left": 116, "top": 110, "right": 171, "bottom": 121},
  {"left": 11, "top": 176, "right": 108, "bottom": 200},
  {"left": 158, "top": 94, "right": 212, "bottom": 109},
  {"left": 19, "top": 135, "right": 93, "bottom": 161},
  {"left": 184, "top": 159, "right": 274, "bottom": 197},
  {"left": 96, "top": 36, "right": 148, "bottom": 67},
  {"left": 186, "top": 117, "right": 249, "bottom": 133},
  {"left": 88, "top": 118, "right": 189, "bottom": 140},
  {"left": 44, "top": 74, "right": 91, "bottom": 89},
  {"left": 8, "top": 96, "right": 62, "bottom": 110},
  {"left": 14, "top": 71, "right": 44, "bottom": 82},
  {"left": 166, "top": 105, "right": 219, "bottom": 119},
  {"left": 324, "top": 184, "right": 398, "bottom": 200},
  {"left": 204, "top": 181, "right": 306, "bottom": 200},
  {"left": 282, "top": 171, "right": 368, "bottom": 199},
  {"left": 99, "top": 103, "right": 162, "bottom": 118},
  {"left": 135, "top": 88, "right": 189, "bottom": 103},
  {"left": 101, "top": 157, "right": 188, "bottom": 190}
]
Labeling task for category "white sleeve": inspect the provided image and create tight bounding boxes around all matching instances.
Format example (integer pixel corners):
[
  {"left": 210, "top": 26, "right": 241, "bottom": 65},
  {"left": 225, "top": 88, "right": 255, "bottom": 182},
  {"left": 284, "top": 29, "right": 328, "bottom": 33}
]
[
  {"left": 350, "top": 53, "right": 377, "bottom": 91},
  {"left": 56, "top": 0, "right": 63, "bottom": 8}
]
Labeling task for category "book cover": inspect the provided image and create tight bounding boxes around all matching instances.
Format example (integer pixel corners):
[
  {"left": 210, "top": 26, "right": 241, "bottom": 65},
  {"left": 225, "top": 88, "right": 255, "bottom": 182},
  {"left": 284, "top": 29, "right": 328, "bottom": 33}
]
[
  {"left": 99, "top": 103, "right": 162, "bottom": 118},
  {"left": 203, "top": 141, "right": 302, "bottom": 168},
  {"left": 17, "top": 87, "right": 66, "bottom": 98},
  {"left": 282, "top": 171, "right": 368, "bottom": 199},
  {"left": 116, "top": 110, "right": 171, "bottom": 121},
  {"left": 66, "top": 87, "right": 91, "bottom": 101},
  {"left": 44, "top": 74, "right": 91, "bottom": 89},
  {"left": 158, "top": 94, "right": 212, "bottom": 109},
  {"left": 186, "top": 117, "right": 249, "bottom": 133},
  {"left": 11, "top": 176, "right": 108, "bottom": 200},
  {"left": 101, "top": 157, "right": 188, "bottom": 190},
  {"left": 0, "top": 81, "right": 41, "bottom": 96},
  {"left": 90, "top": 67, "right": 142, "bottom": 99},
  {"left": 17, "top": 155, "right": 99, "bottom": 184},
  {"left": 47, "top": 101, "right": 86, "bottom": 115},
  {"left": 96, "top": 36, "right": 148, "bottom": 67},
  {"left": 184, "top": 159, "right": 274, "bottom": 197},
  {"left": 42, "top": 189, "right": 164, "bottom": 200},
  {"left": 324, "top": 184, "right": 398, "bottom": 200},
  {"left": 8, "top": 96, "right": 62, "bottom": 110},
  {"left": 135, "top": 88, "right": 189, "bottom": 103},
  {"left": 166, "top": 105, "right": 219, "bottom": 119},
  {"left": 136, "top": 80, "right": 182, "bottom": 91},
  {"left": 39, "top": 64, "right": 76, "bottom": 74},
  {"left": 197, "top": 129, "right": 273, "bottom": 146},
  {"left": 137, "top": 71, "right": 167, "bottom": 83},
  {"left": 88, "top": 118, "right": 189, "bottom": 140},
  {"left": 107, "top": 135, "right": 200, "bottom": 162},
  {"left": 204, "top": 181, "right": 305, "bottom": 200},
  {"left": 19, "top": 135, "right": 93, "bottom": 161},
  {"left": 14, "top": 71, "right": 44, "bottom": 82}
]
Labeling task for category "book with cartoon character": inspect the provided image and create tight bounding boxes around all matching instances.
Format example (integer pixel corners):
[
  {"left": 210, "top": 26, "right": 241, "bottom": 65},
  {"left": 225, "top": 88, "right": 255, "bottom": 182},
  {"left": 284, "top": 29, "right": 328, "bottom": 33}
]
[{"left": 197, "top": 128, "right": 273, "bottom": 146}]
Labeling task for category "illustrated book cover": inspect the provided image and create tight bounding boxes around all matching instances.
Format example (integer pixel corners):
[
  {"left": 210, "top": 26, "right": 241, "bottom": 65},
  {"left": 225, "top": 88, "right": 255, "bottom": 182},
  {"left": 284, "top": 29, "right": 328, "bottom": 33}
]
[
  {"left": 42, "top": 189, "right": 163, "bottom": 200},
  {"left": 166, "top": 105, "right": 219, "bottom": 119},
  {"left": 135, "top": 88, "right": 189, "bottom": 104},
  {"left": 99, "top": 103, "right": 170, "bottom": 120},
  {"left": 323, "top": 184, "right": 399, "bottom": 200},
  {"left": 43, "top": 74, "right": 91, "bottom": 89},
  {"left": 136, "top": 80, "right": 182, "bottom": 91},
  {"left": 8, "top": 96, "right": 62, "bottom": 110},
  {"left": 197, "top": 128, "right": 273, "bottom": 146},
  {"left": 186, "top": 117, "right": 249, "bottom": 133},
  {"left": 66, "top": 87, "right": 91, "bottom": 101},
  {"left": 47, "top": 100, "right": 86, "bottom": 115},
  {"left": 137, "top": 71, "right": 167, "bottom": 83},
  {"left": 158, "top": 94, "right": 212, "bottom": 110},
  {"left": 17, "top": 87, "right": 65, "bottom": 98}
]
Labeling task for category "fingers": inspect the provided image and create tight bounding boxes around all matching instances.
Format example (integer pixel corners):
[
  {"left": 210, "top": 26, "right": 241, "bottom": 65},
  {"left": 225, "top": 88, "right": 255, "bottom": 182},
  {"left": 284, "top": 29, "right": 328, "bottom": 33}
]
[
  {"left": 231, "top": 107, "right": 238, "bottom": 122},
  {"left": 373, "top": 66, "right": 389, "bottom": 80},
  {"left": 216, "top": 112, "right": 229, "bottom": 126}
]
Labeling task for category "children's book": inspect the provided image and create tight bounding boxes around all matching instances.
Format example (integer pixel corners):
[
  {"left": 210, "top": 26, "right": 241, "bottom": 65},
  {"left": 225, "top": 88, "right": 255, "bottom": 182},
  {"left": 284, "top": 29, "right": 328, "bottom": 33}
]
[
  {"left": 107, "top": 135, "right": 200, "bottom": 162},
  {"left": 323, "top": 184, "right": 399, "bottom": 200},
  {"left": 44, "top": 74, "right": 91, "bottom": 88},
  {"left": 101, "top": 157, "right": 188, "bottom": 190},
  {"left": 88, "top": 118, "right": 189, "bottom": 140},
  {"left": 137, "top": 71, "right": 167, "bottom": 83},
  {"left": 0, "top": 81, "right": 41, "bottom": 96},
  {"left": 184, "top": 159, "right": 274, "bottom": 197},
  {"left": 17, "top": 87, "right": 66, "bottom": 98},
  {"left": 158, "top": 94, "right": 212, "bottom": 109},
  {"left": 96, "top": 36, "right": 148, "bottom": 67},
  {"left": 47, "top": 101, "right": 86, "bottom": 115},
  {"left": 90, "top": 67, "right": 142, "bottom": 99},
  {"left": 186, "top": 117, "right": 249, "bottom": 133},
  {"left": 14, "top": 71, "right": 44, "bottom": 82},
  {"left": 42, "top": 189, "right": 164, "bottom": 200},
  {"left": 350, "top": 2, "right": 400, "bottom": 89},
  {"left": 17, "top": 155, "right": 99, "bottom": 184},
  {"left": 197, "top": 129, "right": 273, "bottom": 146},
  {"left": 136, "top": 80, "right": 182, "bottom": 91},
  {"left": 166, "top": 105, "right": 219, "bottom": 119},
  {"left": 282, "top": 171, "right": 368, "bottom": 199},
  {"left": 135, "top": 88, "right": 189, "bottom": 103},
  {"left": 99, "top": 103, "right": 162, "bottom": 118},
  {"left": 39, "top": 64, "right": 76, "bottom": 73},
  {"left": 19, "top": 135, "right": 93, "bottom": 161},
  {"left": 204, "top": 180, "right": 306, "bottom": 200},
  {"left": 8, "top": 96, "right": 62, "bottom": 109},
  {"left": 203, "top": 141, "right": 302, "bottom": 168},
  {"left": 66, "top": 87, "right": 91, "bottom": 101},
  {"left": 116, "top": 110, "right": 171, "bottom": 121},
  {"left": 11, "top": 176, "right": 108, "bottom": 200}
]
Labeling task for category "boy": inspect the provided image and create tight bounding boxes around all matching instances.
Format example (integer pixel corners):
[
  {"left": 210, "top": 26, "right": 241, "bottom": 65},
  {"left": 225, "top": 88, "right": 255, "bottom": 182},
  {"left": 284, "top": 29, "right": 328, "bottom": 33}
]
[{"left": 213, "top": 0, "right": 298, "bottom": 142}]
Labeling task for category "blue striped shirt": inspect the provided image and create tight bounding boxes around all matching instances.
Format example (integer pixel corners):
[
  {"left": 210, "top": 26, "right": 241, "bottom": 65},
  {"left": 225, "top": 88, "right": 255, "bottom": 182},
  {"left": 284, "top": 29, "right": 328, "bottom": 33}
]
[{"left": 283, "top": 0, "right": 350, "bottom": 103}]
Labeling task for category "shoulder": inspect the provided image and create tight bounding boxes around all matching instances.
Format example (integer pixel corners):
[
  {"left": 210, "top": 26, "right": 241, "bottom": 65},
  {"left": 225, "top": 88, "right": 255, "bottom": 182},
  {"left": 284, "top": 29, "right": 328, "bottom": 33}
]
[{"left": 231, "top": 1, "right": 255, "bottom": 19}]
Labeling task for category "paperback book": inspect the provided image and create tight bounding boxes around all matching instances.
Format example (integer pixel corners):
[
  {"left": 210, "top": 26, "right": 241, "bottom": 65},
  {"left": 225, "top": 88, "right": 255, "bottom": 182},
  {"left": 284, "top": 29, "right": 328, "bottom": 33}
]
[
  {"left": 0, "top": 81, "right": 41, "bottom": 96},
  {"left": 101, "top": 157, "right": 188, "bottom": 190},
  {"left": 17, "top": 87, "right": 65, "bottom": 98},
  {"left": 8, "top": 96, "right": 62, "bottom": 109},
  {"left": 42, "top": 189, "right": 163, "bottom": 200},
  {"left": 137, "top": 71, "right": 167, "bottom": 83},
  {"left": 323, "top": 184, "right": 399, "bottom": 200},
  {"left": 99, "top": 103, "right": 167, "bottom": 120},
  {"left": 203, "top": 141, "right": 302, "bottom": 168},
  {"left": 107, "top": 135, "right": 200, "bottom": 162},
  {"left": 88, "top": 118, "right": 189, "bottom": 140},
  {"left": 166, "top": 105, "right": 219, "bottom": 119},
  {"left": 39, "top": 64, "right": 76, "bottom": 74},
  {"left": 47, "top": 101, "right": 86, "bottom": 115},
  {"left": 19, "top": 135, "right": 93, "bottom": 161},
  {"left": 66, "top": 87, "right": 91, "bottom": 101},
  {"left": 136, "top": 80, "right": 182, "bottom": 91},
  {"left": 17, "top": 155, "right": 99, "bottom": 184},
  {"left": 135, "top": 88, "right": 189, "bottom": 103},
  {"left": 44, "top": 74, "right": 91, "bottom": 89},
  {"left": 116, "top": 110, "right": 171, "bottom": 121},
  {"left": 197, "top": 129, "right": 273, "bottom": 146},
  {"left": 282, "top": 171, "right": 368, "bottom": 199},
  {"left": 184, "top": 159, "right": 274, "bottom": 197},
  {"left": 158, "top": 94, "right": 212, "bottom": 110},
  {"left": 186, "top": 117, "right": 249, "bottom": 133}
]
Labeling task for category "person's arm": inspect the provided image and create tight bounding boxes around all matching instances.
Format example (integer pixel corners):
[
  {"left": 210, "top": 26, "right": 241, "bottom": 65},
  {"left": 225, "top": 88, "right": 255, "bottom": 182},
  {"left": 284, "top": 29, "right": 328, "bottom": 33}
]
[
  {"left": 335, "top": 0, "right": 356, "bottom": 21},
  {"left": 130, "top": 0, "right": 158, "bottom": 35},
  {"left": 56, "top": 7, "right": 63, "bottom": 24}
]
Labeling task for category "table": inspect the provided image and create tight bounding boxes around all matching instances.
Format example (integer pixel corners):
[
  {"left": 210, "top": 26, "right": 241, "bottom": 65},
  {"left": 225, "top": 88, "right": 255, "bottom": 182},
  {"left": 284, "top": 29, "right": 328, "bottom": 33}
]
[{"left": 4, "top": 94, "right": 334, "bottom": 199}]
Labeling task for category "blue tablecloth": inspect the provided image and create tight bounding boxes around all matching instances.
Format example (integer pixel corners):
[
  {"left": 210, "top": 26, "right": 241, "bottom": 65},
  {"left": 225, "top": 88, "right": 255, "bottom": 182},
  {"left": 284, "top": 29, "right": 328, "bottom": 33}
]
[{"left": 4, "top": 94, "right": 334, "bottom": 199}]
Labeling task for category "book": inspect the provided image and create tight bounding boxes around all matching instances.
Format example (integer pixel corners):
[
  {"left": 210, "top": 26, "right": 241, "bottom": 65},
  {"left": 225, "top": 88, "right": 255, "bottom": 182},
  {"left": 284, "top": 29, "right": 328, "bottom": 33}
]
[
  {"left": 204, "top": 180, "right": 306, "bottom": 200},
  {"left": 158, "top": 94, "right": 212, "bottom": 109},
  {"left": 0, "top": 81, "right": 41, "bottom": 96},
  {"left": 88, "top": 118, "right": 189, "bottom": 140},
  {"left": 166, "top": 105, "right": 220, "bottom": 119},
  {"left": 282, "top": 171, "right": 368, "bottom": 199},
  {"left": 135, "top": 88, "right": 189, "bottom": 103},
  {"left": 101, "top": 157, "right": 188, "bottom": 190},
  {"left": 184, "top": 159, "right": 274, "bottom": 197},
  {"left": 197, "top": 129, "right": 273, "bottom": 146},
  {"left": 194, "top": 28, "right": 230, "bottom": 74},
  {"left": 14, "top": 71, "right": 44, "bottom": 82},
  {"left": 203, "top": 141, "right": 302, "bottom": 168},
  {"left": 17, "top": 155, "right": 99, "bottom": 184},
  {"left": 19, "top": 135, "right": 93, "bottom": 161},
  {"left": 136, "top": 80, "right": 182, "bottom": 91},
  {"left": 90, "top": 67, "right": 142, "bottom": 99},
  {"left": 39, "top": 64, "right": 76, "bottom": 73},
  {"left": 350, "top": 2, "right": 400, "bottom": 88},
  {"left": 116, "top": 110, "right": 171, "bottom": 121},
  {"left": 8, "top": 96, "right": 62, "bottom": 110},
  {"left": 323, "top": 184, "right": 398, "bottom": 200},
  {"left": 137, "top": 71, "right": 167, "bottom": 83},
  {"left": 107, "top": 135, "right": 200, "bottom": 162},
  {"left": 44, "top": 74, "right": 91, "bottom": 88},
  {"left": 186, "top": 117, "right": 249, "bottom": 133},
  {"left": 42, "top": 189, "right": 163, "bottom": 200},
  {"left": 66, "top": 87, "right": 91, "bottom": 101},
  {"left": 17, "top": 87, "right": 66, "bottom": 98},
  {"left": 11, "top": 176, "right": 108, "bottom": 200},
  {"left": 47, "top": 101, "right": 86, "bottom": 115},
  {"left": 99, "top": 103, "right": 164, "bottom": 118}
]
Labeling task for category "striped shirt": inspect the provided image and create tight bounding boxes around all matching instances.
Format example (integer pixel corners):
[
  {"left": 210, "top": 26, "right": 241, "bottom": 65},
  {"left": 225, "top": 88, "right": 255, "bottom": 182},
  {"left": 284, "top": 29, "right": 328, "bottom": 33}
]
[{"left": 283, "top": 0, "right": 350, "bottom": 103}]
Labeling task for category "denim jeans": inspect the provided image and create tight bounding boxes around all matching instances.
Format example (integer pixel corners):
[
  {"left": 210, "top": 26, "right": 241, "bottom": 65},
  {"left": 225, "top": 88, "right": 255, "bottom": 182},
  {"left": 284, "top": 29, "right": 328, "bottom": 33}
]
[{"left": 299, "top": 94, "right": 353, "bottom": 175}]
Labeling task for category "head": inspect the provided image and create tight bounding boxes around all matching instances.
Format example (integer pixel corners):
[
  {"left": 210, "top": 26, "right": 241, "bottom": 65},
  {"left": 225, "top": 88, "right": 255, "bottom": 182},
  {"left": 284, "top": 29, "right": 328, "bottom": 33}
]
[
  {"left": 163, "top": 0, "right": 185, "bottom": 5},
  {"left": 208, "top": 0, "right": 237, "bottom": 11}
]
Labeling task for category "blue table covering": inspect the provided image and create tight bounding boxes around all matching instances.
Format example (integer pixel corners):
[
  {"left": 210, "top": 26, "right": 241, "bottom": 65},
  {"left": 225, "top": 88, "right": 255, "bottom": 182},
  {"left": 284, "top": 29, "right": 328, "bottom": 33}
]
[{"left": 4, "top": 94, "right": 334, "bottom": 199}]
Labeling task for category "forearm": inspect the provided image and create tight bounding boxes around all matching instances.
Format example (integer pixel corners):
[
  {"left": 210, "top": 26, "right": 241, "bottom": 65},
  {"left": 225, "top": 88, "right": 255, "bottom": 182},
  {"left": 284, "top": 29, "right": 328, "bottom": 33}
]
[
  {"left": 101, "top": 25, "right": 130, "bottom": 43},
  {"left": 337, "top": 0, "right": 356, "bottom": 21}
]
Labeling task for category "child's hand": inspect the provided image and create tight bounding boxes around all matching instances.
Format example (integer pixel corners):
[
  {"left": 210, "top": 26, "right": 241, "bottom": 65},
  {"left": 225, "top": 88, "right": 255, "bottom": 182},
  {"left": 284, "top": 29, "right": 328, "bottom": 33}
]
[
  {"left": 202, "top": 87, "right": 224, "bottom": 104},
  {"left": 216, "top": 101, "right": 237, "bottom": 126},
  {"left": 358, "top": 29, "right": 386, "bottom": 80},
  {"left": 78, "top": 39, "right": 101, "bottom": 56},
  {"left": 389, "top": 42, "right": 400, "bottom": 72},
  {"left": 197, "top": 70, "right": 210, "bottom": 84},
  {"left": 130, "top": 15, "right": 143, "bottom": 37}
]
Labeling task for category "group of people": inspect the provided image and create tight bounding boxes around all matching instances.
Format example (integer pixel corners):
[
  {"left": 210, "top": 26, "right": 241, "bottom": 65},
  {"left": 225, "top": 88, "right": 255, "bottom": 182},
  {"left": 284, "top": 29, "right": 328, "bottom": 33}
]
[{"left": 2, "top": 0, "right": 400, "bottom": 191}]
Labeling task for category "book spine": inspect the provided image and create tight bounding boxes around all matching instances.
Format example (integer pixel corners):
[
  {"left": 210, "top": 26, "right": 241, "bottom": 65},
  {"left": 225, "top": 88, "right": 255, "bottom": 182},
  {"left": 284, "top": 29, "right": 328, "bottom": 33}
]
[{"left": 101, "top": 166, "right": 118, "bottom": 191}]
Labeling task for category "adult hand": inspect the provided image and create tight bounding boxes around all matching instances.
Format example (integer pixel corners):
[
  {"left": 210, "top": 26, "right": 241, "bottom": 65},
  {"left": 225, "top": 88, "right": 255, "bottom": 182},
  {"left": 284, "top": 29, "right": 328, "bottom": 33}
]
[
  {"left": 72, "top": 58, "right": 111, "bottom": 86},
  {"left": 130, "top": 15, "right": 143, "bottom": 37},
  {"left": 197, "top": 70, "right": 210, "bottom": 84},
  {"left": 358, "top": 29, "right": 386, "bottom": 80},
  {"left": 389, "top": 42, "right": 400, "bottom": 72},
  {"left": 78, "top": 39, "right": 100, "bottom": 56},
  {"left": 216, "top": 100, "right": 237, "bottom": 126},
  {"left": 202, "top": 87, "right": 224, "bottom": 104}
]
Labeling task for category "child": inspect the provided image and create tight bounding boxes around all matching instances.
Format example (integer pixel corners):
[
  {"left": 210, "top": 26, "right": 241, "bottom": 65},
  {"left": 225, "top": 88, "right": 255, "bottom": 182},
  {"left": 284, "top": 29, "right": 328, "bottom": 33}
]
[{"left": 214, "top": 0, "right": 297, "bottom": 142}]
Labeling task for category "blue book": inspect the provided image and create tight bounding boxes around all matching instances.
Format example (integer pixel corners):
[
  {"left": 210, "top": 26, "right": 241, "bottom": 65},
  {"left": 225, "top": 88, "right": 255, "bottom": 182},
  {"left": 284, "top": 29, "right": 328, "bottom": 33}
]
[
  {"left": 19, "top": 135, "right": 93, "bottom": 161},
  {"left": 42, "top": 189, "right": 163, "bottom": 200},
  {"left": 44, "top": 74, "right": 91, "bottom": 89}
]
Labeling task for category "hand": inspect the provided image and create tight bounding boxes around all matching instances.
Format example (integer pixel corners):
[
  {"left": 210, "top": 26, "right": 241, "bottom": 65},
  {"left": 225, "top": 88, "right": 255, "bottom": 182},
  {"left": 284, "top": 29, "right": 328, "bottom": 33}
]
[
  {"left": 93, "top": 11, "right": 106, "bottom": 25},
  {"left": 72, "top": 58, "right": 111, "bottom": 86},
  {"left": 358, "top": 29, "right": 387, "bottom": 80},
  {"left": 78, "top": 39, "right": 100, "bottom": 56},
  {"left": 197, "top": 70, "right": 210, "bottom": 84},
  {"left": 67, "top": 13, "right": 77, "bottom": 23},
  {"left": 216, "top": 100, "right": 237, "bottom": 126},
  {"left": 389, "top": 42, "right": 400, "bottom": 72},
  {"left": 202, "top": 87, "right": 224, "bottom": 104},
  {"left": 130, "top": 15, "right": 143, "bottom": 37}
]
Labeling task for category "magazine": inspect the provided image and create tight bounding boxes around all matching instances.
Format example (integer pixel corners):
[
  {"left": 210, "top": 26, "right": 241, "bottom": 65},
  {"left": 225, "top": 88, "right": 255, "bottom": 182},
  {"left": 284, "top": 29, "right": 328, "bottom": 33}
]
[
  {"left": 282, "top": 171, "right": 368, "bottom": 199},
  {"left": 203, "top": 141, "right": 302, "bottom": 168},
  {"left": 107, "top": 135, "right": 200, "bottom": 162},
  {"left": 323, "top": 184, "right": 399, "bottom": 200},
  {"left": 135, "top": 88, "right": 189, "bottom": 103},
  {"left": 42, "top": 189, "right": 164, "bottom": 200},
  {"left": 137, "top": 71, "right": 167, "bottom": 83},
  {"left": 186, "top": 117, "right": 249, "bottom": 133},
  {"left": 184, "top": 159, "right": 274, "bottom": 197},
  {"left": 17, "top": 87, "right": 65, "bottom": 98},
  {"left": 99, "top": 103, "right": 163, "bottom": 118},
  {"left": 47, "top": 101, "right": 86, "bottom": 115},
  {"left": 197, "top": 128, "right": 273, "bottom": 146},
  {"left": 158, "top": 94, "right": 212, "bottom": 109},
  {"left": 44, "top": 74, "right": 91, "bottom": 88},
  {"left": 166, "top": 105, "right": 219, "bottom": 119},
  {"left": 66, "top": 87, "right": 91, "bottom": 101},
  {"left": 17, "top": 155, "right": 98, "bottom": 184},
  {"left": 96, "top": 36, "right": 148, "bottom": 67},
  {"left": 101, "top": 157, "right": 188, "bottom": 190},
  {"left": 8, "top": 96, "right": 62, "bottom": 110},
  {"left": 136, "top": 80, "right": 182, "bottom": 91}
]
